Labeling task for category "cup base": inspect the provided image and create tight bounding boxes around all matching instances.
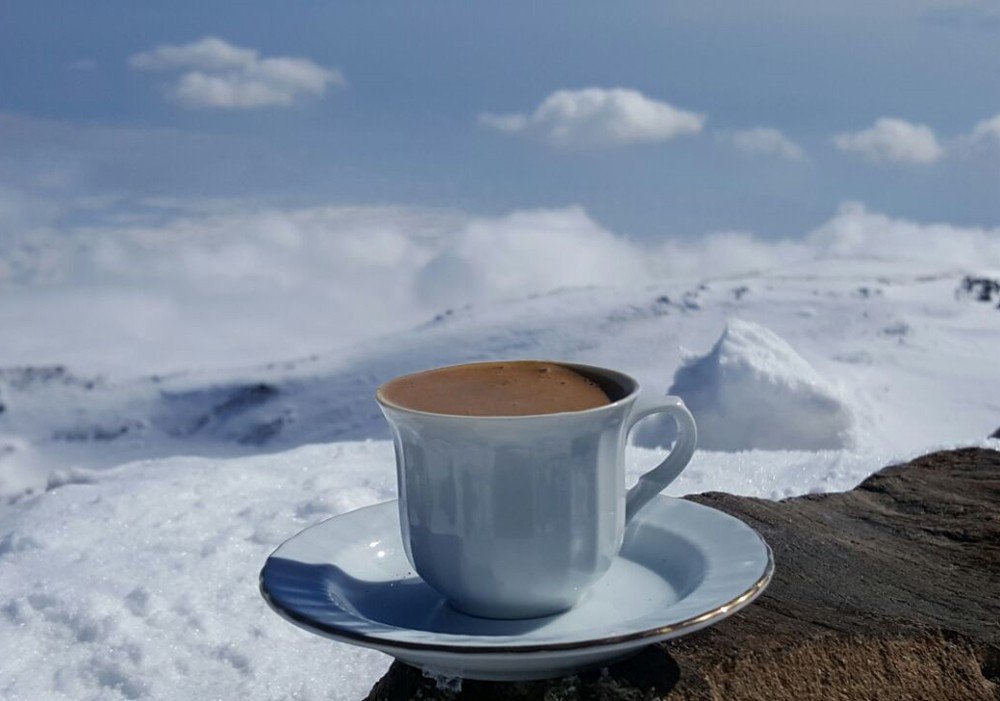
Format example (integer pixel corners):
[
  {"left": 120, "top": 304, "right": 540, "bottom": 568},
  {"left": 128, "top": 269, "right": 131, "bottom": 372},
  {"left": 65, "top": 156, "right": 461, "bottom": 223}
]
[{"left": 446, "top": 595, "right": 581, "bottom": 621}]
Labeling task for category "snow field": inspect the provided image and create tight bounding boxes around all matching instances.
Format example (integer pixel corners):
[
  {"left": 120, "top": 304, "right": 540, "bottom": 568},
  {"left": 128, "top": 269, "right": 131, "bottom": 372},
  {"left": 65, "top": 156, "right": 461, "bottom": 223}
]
[
  {"left": 0, "top": 258, "right": 998, "bottom": 699},
  {"left": 0, "top": 444, "right": 396, "bottom": 701},
  {"left": 3, "top": 435, "right": 992, "bottom": 699}
]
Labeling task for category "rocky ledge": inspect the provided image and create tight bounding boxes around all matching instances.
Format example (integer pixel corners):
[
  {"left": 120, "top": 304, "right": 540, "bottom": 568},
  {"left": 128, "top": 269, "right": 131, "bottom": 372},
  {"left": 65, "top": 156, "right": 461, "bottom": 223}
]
[{"left": 365, "top": 448, "right": 1000, "bottom": 700}]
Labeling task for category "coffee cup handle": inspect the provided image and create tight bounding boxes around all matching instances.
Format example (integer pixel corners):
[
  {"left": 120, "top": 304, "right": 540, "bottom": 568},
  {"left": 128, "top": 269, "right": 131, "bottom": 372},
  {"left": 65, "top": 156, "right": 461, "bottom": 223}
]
[{"left": 625, "top": 395, "right": 697, "bottom": 524}]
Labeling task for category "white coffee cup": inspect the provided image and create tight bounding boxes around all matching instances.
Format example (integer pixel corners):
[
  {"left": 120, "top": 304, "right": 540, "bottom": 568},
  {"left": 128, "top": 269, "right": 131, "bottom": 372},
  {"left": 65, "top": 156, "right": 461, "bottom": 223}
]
[{"left": 376, "top": 361, "right": 697, "bottom": 619}]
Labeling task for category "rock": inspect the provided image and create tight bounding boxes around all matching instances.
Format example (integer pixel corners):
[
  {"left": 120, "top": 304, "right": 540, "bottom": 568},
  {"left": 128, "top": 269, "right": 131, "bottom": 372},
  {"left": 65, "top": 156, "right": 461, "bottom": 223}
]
[
  {"left": 364, "top": 448, "right": 1000, "bottom": 701},
  {"left": 959, "top": 276, "right": 1000, "bottom": 307},
  {"left": 991, "top": 426, "right": 1000, "bottom": 439}
]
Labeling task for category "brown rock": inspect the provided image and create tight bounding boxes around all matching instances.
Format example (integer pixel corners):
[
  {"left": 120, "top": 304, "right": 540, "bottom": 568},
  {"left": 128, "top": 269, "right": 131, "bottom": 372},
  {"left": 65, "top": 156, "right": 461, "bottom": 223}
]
[{"left": 364, "top": 448, "right": 1000, "bottom": 701}]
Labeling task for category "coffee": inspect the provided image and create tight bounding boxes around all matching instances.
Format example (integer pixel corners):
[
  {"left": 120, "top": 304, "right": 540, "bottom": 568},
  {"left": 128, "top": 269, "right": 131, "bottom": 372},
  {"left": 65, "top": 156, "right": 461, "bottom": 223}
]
[{"left": 379, "top": 361, "right": 612, "bottom": 416}]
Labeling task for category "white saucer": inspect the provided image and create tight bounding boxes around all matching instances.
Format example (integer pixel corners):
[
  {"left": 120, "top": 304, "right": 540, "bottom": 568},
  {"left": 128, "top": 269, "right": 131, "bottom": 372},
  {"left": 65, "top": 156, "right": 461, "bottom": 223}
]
[{"left": 260, "top": 496, "right": 773, "bottom": 681}]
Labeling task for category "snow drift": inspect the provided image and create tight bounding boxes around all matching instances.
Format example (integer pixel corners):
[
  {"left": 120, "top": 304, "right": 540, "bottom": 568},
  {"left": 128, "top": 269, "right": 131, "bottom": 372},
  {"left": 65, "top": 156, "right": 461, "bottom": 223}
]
[{"left": 636, "top": 319, "right": 854, "bottom": 451}]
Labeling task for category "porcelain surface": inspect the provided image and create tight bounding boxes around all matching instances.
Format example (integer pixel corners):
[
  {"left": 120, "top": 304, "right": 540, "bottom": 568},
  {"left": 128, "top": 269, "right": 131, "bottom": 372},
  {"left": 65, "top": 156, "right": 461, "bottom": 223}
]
[
  {"left": 260, "top": 495, "right": 773, "bottom": 681},
  {"left": 377, "top": 361, "right": 697, "bottom": 618}
]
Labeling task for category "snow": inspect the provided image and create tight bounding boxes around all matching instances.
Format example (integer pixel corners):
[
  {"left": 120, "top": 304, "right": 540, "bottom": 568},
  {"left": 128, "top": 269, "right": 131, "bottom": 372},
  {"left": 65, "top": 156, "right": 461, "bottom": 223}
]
[
  {"left": 640, "top": 318, "right": 854, "bottom": 451},
  {"left": 3, "top": 258, "right": 998, "bottom": 501},
  {"left": 5, "top": 438, "right": 998, "bottom": 699},
  {"left": 0, "top": 444, "right": 396, "bottom": 701},
  {"left": 1, "top": 233, "right": 1000, "bottom": 697}
]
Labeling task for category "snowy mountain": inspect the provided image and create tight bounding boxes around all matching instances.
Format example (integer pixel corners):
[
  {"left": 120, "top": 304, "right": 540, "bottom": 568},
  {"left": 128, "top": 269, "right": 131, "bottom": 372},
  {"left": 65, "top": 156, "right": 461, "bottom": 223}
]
[
  {"left": 0, "top": 258, "right": 998, "bottom": 699},
  {"left": 2, "top": 259, "right": 997, "bottom": 502}
]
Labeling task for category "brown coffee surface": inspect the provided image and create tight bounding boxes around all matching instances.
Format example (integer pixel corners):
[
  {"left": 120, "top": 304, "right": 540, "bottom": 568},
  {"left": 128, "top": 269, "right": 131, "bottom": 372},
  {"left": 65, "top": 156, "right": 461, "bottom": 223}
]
[{"left": 379, "top": 361, "right": 612, "bottom": 416}]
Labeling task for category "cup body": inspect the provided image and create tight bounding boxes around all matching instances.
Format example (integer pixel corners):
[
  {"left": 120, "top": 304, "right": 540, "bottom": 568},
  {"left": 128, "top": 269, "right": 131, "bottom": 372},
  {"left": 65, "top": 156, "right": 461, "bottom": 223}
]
[{"left": 377, "top": 363, "right": 638, "bottom": 619}]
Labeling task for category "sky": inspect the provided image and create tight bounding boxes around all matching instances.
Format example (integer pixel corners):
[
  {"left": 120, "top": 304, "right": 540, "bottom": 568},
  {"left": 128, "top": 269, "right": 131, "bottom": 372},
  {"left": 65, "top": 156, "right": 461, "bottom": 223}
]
[
  {"left": 2, "top": 0, "right": 999, "bottom": 240},
  {"left": 1, "top": 1, "right": 1000, "bottom": 376}
]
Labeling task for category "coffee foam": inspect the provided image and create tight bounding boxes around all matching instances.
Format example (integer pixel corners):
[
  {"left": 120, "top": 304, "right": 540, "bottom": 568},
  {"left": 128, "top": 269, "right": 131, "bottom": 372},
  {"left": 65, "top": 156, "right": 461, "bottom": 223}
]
[{"left": 379, "top": 361, "right": 611, "bottom": 416}]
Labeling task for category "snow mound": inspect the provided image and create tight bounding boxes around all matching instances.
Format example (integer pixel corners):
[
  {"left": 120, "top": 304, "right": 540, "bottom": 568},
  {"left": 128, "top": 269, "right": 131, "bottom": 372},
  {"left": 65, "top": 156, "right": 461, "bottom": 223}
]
[{"left": 640, "top": 319, "right": 853, "bottom": 451}]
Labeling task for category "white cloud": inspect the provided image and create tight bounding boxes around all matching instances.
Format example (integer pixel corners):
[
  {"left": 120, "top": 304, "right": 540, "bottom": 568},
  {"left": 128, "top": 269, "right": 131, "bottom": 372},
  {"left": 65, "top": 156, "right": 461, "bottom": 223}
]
[
  {"left": 970, "top": 113, "right": 1000, "bottom": 145},
  {"left": 129, "top": 37, "right": 257, "bottom": 72},
  {"left": 128, "top": 37, "right": 345, "bottom": 109},
  {"left": 6, "top": 200, "right": 999, "bottom": 300},
  {"left": 415, "top": 207, "right": 647, "bottom": 305},
  {"left": 478, "top": 88, "right": 705, "bottom": 148},
  {"left": 656, "top": 202, "right": 1000, "bottom": 272},
  {"left": 944, "top": 113, "right": 1000, "bottom": 158},
  {"left": 723, "top": 127, "right": 806, "bottom": 161},
  {"left": 833, "top": 117, "right": 945, "bottom": 164},
  {"left": 805, "top": 201, "right": 1000, "bottom": 265}
]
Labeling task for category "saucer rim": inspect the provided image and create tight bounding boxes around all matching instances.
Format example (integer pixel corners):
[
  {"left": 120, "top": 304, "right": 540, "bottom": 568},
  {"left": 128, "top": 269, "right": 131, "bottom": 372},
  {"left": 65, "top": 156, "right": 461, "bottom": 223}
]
[{"left": 259, "top": 497, "right": 774, "bottom": 655}]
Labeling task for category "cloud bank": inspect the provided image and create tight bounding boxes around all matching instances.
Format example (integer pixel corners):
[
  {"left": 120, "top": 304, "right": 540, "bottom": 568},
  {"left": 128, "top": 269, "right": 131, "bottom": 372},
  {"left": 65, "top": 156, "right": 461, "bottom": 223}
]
[
  {"left": 478, "top": 88, "right": 705, "bottom": 148},
  {"left": 129, "top": 37, "right": 345, "bottom": 109},
  {"left": 2, "top": 197, "right": 998, "bottom": 375},
  {"left": 833, "top": 118, "right": 944, "bottom": 164}
]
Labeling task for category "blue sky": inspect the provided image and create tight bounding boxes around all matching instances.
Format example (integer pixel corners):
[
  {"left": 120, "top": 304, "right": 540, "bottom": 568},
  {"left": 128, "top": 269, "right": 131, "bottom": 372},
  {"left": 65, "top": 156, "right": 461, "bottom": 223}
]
[{"left": 2, "top": 0, "right": 999, "bottom": 239}]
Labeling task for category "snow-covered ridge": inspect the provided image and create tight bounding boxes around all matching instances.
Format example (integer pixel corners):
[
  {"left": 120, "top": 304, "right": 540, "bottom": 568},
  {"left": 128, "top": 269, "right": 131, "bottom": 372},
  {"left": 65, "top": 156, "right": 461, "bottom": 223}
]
[
  {"left": 2, "top": 262, "right": 998, "bottom": 501},
  {"left": 1, "top": 262, "right": 999, "bottom": 700}
]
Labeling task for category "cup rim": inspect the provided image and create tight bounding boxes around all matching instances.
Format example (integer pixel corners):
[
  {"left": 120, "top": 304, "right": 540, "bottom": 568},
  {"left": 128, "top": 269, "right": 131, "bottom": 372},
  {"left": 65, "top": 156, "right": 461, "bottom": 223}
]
[{"left": 375, "top": 360, "right": 640, "bottom": 420}]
